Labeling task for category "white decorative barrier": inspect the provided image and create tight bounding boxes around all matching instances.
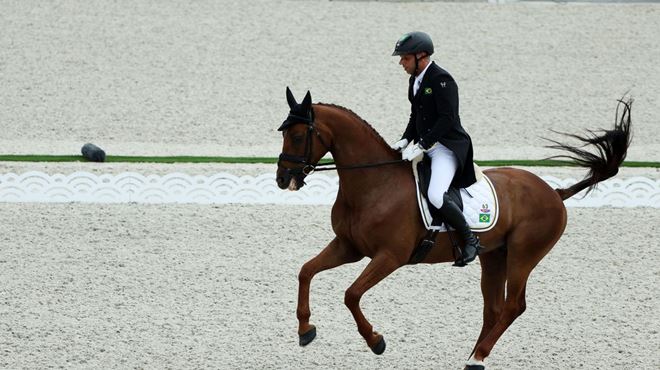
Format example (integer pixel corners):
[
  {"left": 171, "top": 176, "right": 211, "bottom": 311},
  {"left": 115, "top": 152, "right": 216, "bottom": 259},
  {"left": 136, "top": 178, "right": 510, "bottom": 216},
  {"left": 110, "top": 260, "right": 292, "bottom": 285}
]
[
  {"left": 542, "top": 176, "right": 660, "bottom": 208},
  {"left": 0, "top": 171, "right": 658, "bottom": 207}
]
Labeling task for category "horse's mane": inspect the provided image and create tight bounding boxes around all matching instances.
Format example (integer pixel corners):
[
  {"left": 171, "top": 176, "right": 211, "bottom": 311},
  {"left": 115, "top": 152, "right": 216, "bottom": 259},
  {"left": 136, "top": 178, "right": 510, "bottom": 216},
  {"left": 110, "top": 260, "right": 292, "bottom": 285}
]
[{"left": 316, "top": 103, "right": 393, "bottom": 150}]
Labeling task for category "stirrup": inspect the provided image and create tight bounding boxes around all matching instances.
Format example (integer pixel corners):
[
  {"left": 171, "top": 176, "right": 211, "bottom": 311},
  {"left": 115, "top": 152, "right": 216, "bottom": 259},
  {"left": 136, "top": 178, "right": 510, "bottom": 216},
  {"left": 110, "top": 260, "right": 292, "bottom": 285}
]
[{"left": 452, "top": 235, "right": 482, "bottom": 267}]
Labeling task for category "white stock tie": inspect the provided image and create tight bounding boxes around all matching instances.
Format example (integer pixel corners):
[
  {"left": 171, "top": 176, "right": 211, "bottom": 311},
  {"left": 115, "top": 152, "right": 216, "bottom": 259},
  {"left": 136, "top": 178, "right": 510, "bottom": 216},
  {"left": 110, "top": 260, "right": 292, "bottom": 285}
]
[{"left": 413, "top": 79, "right": 421, "bottom": 96}]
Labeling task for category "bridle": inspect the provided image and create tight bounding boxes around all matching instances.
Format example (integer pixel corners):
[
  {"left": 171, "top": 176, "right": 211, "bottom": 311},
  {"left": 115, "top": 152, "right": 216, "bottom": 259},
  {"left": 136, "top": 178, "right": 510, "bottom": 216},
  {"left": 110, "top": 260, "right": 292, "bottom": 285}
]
[
  {"left": 278, "top": 112, "right": 404, "bottom": 177},
  {"left": 278, "top": 113, "right": 332, "bottom": 176}
]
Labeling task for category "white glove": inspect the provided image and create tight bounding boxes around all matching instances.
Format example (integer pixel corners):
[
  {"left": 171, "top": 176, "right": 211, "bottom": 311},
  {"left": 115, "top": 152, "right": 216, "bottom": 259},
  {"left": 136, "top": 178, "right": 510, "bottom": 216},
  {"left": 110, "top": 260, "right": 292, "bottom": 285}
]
[
  {"left": 401, "top": 143, "right": 425, "bottom": 161},
  {"left": 390, "top": 138, "right": 409, "bottom": 152}
]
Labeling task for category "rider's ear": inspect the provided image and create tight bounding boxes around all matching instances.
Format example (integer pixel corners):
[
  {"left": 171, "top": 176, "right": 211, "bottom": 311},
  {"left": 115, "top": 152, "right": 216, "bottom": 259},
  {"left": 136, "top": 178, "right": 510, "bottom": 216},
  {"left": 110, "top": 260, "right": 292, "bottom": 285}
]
[
  {"left": 286, "top": 87, "right": 297, "bottom": 109},
  {"left": 302, "top": 91, "right": 312, "bottom": 108}
]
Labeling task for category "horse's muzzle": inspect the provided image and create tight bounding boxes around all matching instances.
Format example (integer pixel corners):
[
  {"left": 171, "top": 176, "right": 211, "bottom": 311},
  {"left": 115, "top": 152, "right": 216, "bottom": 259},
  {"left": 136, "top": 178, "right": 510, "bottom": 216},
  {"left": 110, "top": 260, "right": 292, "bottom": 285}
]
[
  {"left": 276, "top": 168, "right": 306, "bottom": 191},
  {"left": 276, "top": 174, "right": 291, "bottom": 190}
]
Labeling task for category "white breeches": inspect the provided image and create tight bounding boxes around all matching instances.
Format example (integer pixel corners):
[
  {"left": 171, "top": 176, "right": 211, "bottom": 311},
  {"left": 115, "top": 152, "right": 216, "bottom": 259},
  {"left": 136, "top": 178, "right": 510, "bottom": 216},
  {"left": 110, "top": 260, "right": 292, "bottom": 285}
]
[{"left": 427, "top": 143, "right": 459, "bottom": 209}]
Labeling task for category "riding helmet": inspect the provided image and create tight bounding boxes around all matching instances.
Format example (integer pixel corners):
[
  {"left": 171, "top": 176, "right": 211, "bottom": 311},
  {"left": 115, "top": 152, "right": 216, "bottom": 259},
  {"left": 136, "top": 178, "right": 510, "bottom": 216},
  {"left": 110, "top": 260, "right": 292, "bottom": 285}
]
[{"left": 391, "top": 31, "right": 434, "bottom": 56}]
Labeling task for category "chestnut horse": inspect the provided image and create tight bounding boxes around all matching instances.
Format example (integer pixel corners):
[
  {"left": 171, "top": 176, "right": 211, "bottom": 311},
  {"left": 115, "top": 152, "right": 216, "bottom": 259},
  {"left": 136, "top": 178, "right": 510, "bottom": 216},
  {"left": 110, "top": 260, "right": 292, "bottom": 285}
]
[{"left": 276, "top": 88, "right": 631, "bottom": 369}]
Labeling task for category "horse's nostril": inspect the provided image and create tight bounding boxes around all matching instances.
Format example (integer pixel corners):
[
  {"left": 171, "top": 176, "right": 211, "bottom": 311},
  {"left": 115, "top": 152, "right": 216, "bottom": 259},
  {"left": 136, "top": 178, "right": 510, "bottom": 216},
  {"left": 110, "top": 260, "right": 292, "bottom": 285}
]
[{"left": 276, "top": 176, "right": 285, "bottom": 186}]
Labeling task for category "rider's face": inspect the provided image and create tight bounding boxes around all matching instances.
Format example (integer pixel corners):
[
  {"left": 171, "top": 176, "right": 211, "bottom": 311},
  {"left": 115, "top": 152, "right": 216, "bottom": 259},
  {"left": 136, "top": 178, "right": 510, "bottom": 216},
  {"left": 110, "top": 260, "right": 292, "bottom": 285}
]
[
  {"left": 399, "top": 53, "right": 426, "bottom": 75},
  {"left": 399, "top": 53, "right": 422, "bottom": 75},
  {"left": 399, "top": 54, "right": 415, "bottom": 75}
]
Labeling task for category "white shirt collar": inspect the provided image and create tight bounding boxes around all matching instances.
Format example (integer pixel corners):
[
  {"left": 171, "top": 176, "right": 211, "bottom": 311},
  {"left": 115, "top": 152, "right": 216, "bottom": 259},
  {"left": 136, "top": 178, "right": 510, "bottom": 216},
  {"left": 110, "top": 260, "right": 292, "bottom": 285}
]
[
  {"left": 414, "top": 61, "right": 432, "bottom": 86},
  {"left": 413, "top": 61, "right": 432, "bottom": 95}
]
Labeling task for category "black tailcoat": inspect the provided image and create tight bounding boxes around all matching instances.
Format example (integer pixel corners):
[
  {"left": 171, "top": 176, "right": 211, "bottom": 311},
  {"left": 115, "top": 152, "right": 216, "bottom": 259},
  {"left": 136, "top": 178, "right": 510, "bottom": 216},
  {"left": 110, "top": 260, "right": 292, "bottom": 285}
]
[{"left": 402, "top": 62, "right": 477, "bottom": 188}]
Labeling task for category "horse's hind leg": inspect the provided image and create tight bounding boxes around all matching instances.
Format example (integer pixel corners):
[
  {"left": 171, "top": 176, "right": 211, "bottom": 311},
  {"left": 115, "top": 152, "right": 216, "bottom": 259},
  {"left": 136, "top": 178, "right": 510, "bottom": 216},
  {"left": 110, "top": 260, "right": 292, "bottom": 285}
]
[
  {"left": 344, "top": 253, "right": 402, "bottom": 355},
  {"left": 473, "top": 247, "right": 507, "bottom": 352},
  {"left": 467, "top": 263, "right": 531, "bottom": 369},
  {"left": 467, "top": 230, "right": 561, "bottom": 369},
  {"left": 297, "top": 237, "right": 362, "bottom": 346}
]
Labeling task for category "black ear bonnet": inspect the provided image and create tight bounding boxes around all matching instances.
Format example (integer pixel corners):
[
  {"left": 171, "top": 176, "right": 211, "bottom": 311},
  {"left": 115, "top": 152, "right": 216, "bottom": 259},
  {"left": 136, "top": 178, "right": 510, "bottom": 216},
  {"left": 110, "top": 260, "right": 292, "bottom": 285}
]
[{"left": 278, "top": 87, "right": 314, "bottom": 131}]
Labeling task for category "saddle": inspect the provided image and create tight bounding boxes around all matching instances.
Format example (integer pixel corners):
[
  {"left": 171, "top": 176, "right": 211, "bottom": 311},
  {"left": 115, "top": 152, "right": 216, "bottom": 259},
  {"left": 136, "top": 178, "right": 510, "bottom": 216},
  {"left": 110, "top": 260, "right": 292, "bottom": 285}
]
[{"left": 408, "top": 155, "right": 498, "bottom": 264}]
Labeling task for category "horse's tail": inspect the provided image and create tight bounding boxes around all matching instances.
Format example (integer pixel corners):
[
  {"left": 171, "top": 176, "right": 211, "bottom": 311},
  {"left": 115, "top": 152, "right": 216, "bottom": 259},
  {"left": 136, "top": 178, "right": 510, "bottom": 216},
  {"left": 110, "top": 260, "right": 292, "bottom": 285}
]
[{"left": 547, "top": 97, "right": 633, "bottom": 201}]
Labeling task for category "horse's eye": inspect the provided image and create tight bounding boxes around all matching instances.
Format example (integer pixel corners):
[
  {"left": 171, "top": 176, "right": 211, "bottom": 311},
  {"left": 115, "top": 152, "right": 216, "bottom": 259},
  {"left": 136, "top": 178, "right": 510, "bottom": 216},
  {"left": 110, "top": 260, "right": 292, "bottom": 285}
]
[{"left": 292, "top": 135, "right": 304, "bottom": 144}]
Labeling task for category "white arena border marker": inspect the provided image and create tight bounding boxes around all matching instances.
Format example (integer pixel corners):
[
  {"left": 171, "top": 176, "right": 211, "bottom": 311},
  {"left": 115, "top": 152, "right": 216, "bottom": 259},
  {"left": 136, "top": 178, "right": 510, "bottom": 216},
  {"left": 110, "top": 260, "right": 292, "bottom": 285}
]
[{"left": 0, "top": 171, "right": 658, "bottom": 207}]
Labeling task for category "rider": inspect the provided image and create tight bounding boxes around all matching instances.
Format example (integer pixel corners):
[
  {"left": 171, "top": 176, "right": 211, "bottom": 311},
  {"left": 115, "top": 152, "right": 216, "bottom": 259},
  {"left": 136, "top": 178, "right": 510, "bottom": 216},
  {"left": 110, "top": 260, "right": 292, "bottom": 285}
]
[{"left": 390, "top": 31, "right": 482, "bottom": 266}]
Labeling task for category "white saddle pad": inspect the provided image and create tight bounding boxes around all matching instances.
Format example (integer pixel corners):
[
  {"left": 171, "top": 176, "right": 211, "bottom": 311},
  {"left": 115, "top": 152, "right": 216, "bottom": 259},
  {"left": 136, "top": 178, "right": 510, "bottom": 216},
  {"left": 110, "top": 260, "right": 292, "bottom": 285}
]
[{"left": 412, "top": 157, "right": 499, "bottom": 232}]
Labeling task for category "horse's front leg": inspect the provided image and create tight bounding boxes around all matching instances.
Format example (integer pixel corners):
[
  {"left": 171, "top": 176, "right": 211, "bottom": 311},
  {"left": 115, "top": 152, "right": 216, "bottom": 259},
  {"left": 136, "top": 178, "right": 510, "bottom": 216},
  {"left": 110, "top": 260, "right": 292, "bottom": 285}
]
[
  {"left": 297, "top": 237, "right": 362, "bottom": 346},
  {"left": 344, "top": 254, "right": 402, "bottom": 355}
]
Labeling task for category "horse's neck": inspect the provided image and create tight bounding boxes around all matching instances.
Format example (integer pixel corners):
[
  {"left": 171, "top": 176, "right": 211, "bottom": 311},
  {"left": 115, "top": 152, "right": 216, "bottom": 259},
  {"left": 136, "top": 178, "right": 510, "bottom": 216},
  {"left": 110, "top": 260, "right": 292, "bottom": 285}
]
[{"left": 317, "top": 106, "right": 403, "bottom": 204}]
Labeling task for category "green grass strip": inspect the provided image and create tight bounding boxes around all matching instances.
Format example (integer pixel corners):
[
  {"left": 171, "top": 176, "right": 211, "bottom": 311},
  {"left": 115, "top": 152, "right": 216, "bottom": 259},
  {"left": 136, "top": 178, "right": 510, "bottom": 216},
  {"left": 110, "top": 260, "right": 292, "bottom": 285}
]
[
  {"left": 0, "top": 155, "right": 278, "bottom": 164},
  {"left": 0, "top": 155, "right": 657, "bottom": 168}
]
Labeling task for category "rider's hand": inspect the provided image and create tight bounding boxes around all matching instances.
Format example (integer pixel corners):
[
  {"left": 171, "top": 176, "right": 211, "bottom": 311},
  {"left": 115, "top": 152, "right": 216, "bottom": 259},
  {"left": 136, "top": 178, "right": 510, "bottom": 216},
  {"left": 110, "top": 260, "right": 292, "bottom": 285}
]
[
  {"left": 401, "top": 143, "right": 424, "bottom": 161},
  {"left": 390, "top": 138, "right": 409, "bottom": 152}
]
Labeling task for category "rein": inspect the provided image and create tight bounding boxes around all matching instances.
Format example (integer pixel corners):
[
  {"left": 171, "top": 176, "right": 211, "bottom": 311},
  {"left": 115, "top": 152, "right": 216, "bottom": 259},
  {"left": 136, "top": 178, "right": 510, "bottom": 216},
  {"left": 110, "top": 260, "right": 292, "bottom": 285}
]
[{"left": 310, "top": 159, "right": 404, "bottom": 173}]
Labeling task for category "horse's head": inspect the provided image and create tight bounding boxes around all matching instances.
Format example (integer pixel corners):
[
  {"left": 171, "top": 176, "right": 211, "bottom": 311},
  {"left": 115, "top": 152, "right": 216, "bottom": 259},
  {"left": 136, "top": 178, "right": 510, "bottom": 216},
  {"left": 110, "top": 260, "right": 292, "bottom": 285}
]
[{"left": 276, "top": 87, "right": 332, "bottom": 190}]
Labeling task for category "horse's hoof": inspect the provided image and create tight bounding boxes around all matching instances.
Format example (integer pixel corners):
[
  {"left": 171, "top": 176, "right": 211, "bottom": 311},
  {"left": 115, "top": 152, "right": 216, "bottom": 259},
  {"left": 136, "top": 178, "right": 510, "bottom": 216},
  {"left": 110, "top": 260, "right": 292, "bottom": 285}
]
[
  {"left": 299, "top": 326, "right": 316, "bottom": 346},
  {"left": 464, "top": 365, "right": 485, "bottom": 370},
  {"left": 371, "top": 335, "right": 386, "bottom": 355}
]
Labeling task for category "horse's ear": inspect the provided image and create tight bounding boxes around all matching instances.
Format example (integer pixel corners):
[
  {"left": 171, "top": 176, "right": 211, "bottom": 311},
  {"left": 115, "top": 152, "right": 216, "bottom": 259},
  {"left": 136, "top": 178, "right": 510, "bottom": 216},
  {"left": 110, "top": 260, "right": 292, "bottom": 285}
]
[
  {"left": 302, "top": 90, "right": 312, "bottom": 108},
  {"left": 286, "top": 87, "right": 297, "bottom": 109}
]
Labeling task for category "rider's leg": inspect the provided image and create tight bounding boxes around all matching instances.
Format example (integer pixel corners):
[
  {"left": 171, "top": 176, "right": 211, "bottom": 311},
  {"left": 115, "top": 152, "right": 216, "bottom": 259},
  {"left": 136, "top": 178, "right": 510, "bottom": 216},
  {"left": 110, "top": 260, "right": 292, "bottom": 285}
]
[
  {"left": 427, "top": 143, "right": 458, "bottom": 210},
  {"left": 427, "top": 144, "right": 482, "bottom": 266},
  {"left": 439, "top": 194, "right": 482, "bottom": 266}
]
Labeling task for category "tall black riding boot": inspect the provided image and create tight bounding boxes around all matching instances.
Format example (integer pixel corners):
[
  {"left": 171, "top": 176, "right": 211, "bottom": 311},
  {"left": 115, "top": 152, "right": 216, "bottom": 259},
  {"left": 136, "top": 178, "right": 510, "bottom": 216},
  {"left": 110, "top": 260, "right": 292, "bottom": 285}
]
[{"left": 438, "top": 197, "right": 482, "bottom": 267}]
